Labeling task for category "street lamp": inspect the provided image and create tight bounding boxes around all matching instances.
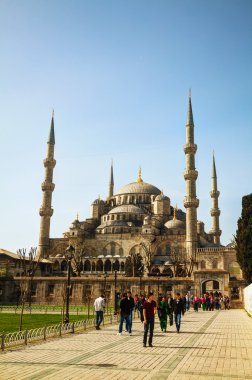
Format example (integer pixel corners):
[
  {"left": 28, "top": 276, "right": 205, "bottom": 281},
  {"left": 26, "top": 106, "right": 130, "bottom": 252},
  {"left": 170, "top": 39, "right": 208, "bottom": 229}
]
[
  {"left": 103, "top": 271, "right": 108, "bottom": 314},
  {"left": 114, "top": 269, "right": 117, "bottom": 315},
  {"left": 64, "top": 245, "right": 75, "bottom": 324}
]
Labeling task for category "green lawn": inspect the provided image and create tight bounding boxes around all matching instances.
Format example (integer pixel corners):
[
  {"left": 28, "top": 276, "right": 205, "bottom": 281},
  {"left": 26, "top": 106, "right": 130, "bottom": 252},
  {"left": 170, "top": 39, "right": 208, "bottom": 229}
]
[{"left": 0, "top": 313, "right": 94, "bottom": 334}]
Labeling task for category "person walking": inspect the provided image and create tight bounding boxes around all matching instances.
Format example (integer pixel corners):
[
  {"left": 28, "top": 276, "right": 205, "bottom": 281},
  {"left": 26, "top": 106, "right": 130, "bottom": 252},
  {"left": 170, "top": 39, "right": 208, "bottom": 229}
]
[
  {"left": 167, "top": 293, "right": 174, "bottom": 327},
  {"left": 143, "top": 292, "right": 157, "bottom": 347},
  {"left": 158, "top": 296, "right": 170, "bottom": 332},
  {"left": 138, "top": 294, "right": 145, "bottom": 323},
  {"left": 127, "top": 291, "right": 135, "bottom": 333},
  {"left": 174, "top": 293, "right": 184, "bottom": 333},
  {"left": 193, "top": 295, "right": 199, "bottom": 312},
  {"left": 94, "top": 294, "right": 105, "bottom": 330},
  {"left": 117, "top": 293, "right": 132, "bottom": 336},
  {"left": 201, "top": 295, "right": 206, "bottom": 311}
]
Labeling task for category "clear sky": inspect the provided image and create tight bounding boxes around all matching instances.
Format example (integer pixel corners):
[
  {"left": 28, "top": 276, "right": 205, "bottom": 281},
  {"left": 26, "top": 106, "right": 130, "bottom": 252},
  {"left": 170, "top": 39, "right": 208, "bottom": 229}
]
[{"left": 0, "top": 0, "right": 251, "bottom": 252}]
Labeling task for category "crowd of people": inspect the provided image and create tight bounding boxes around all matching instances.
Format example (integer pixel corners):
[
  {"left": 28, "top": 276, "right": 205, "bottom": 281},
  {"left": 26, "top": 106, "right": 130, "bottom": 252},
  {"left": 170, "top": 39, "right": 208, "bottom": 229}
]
[{"left": 93, "top": 290, "right": 230, "bottom": 347}]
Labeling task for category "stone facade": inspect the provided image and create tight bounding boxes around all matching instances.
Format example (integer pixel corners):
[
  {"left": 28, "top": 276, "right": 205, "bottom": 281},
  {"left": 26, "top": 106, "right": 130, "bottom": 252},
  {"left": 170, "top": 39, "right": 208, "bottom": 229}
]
[{"left": 0, "top": 93, "right": 245, "bottom": 307}]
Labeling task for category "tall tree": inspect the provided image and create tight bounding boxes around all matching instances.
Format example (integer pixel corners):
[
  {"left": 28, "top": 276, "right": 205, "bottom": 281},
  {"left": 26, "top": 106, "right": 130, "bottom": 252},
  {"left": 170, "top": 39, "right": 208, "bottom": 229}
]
[
  {"left": 235, "top": 194, "right": 252, "bottom": 284},
  {"left": 125, "top": 253, "right": 144, "bottom": 277}
]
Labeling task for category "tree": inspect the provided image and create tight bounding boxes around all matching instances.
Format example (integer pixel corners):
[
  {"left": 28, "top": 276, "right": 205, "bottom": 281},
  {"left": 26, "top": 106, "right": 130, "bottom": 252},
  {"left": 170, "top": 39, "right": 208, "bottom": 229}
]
[
  {"left": 125, "top": 253, "right": 144, "bottom": 277},
  {"left": 235, "top": 194, "right": 252, "bottom": 284},
  {"left": 139, "top": 238, "right": 156, "bottom": 274},
  {"left": 169, "top": 242, "right": 195, "bottom": 277},
  {"left": 17, "top": 247, "right": 40, "bottom": 330},
  {"left": 71, "top": 246, "right": 86, "bottom": 276}
]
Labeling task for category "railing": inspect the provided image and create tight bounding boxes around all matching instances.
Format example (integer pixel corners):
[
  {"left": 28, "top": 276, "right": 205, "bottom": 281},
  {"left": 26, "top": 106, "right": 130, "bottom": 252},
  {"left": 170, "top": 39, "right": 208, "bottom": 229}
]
[{"left": 0, "top": 314, "right": 119, "bottom": 351}]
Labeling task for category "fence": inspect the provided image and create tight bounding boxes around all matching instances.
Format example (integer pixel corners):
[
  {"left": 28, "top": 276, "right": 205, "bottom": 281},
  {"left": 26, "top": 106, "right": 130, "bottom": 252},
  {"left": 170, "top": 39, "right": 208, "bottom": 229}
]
[
  {"left": 244, "top": 283, "right": 252, "bottom": 317},
  {"left": 1, "top": 313, "right": 119, "bottom": 351}
]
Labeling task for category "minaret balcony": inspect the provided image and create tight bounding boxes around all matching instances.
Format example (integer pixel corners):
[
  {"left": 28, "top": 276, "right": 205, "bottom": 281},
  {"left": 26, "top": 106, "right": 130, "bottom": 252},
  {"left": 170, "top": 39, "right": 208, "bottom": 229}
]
[
  {"left": 39, "top": 207, "right": 54, "bottom": 217},
  {"left": 183, "top": 196, "right": 199, "bottom": 208},
  {"left": 210, "top": 208, "right": 221, "bottom": 217},
  {"left": 43, "top": 158, "right": 56, "bottom": 168},
  {"left": 210, "top": 190, "right": 220, "bottom": 198},
  {"left": 41, "top": 181, "right": 55, "bottom": 192},
  {"left": 184, "top": 169, "right": 198, "bottom": 181},
  {"left": 209, "top": 228, "right": 222, "bottom": 236},
  {"left": 183, "top": 143, "right": 197, "bottom": 155}
]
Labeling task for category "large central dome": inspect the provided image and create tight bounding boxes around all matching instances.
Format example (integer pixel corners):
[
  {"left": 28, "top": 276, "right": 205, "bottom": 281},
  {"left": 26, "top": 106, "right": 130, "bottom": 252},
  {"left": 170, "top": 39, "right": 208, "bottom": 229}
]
[
  {"left": 115, "top": 181, "right": 161, "bottom": 195},
  {"left": 115, "top": 168, "right": 161, "bottom": 196}
]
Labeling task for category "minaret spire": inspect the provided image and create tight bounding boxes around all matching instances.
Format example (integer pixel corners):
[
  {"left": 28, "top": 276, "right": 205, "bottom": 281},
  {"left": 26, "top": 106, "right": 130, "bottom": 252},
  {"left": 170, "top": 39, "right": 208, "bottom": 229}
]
[
  {"left": 108, "top": 160, "right": 114, "bottom": 199},
  {"left": 38, "top": 111, "right": 56, "bottom": 258},
  {"left": 210, "top": 152, "right": 222, "bottom": 245},
  {"left": 183, "top": 90, "right": 199, "bottom": 258},
  {"left": 137, "top": 166, "right": 143, "bottom": 183}
]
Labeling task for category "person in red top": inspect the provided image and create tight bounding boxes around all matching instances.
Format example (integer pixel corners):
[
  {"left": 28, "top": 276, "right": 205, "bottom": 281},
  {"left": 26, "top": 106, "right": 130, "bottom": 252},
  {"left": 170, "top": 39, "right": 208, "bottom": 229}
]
[{"left": 143, "top": 292, "right": 157, "bottom": 347}]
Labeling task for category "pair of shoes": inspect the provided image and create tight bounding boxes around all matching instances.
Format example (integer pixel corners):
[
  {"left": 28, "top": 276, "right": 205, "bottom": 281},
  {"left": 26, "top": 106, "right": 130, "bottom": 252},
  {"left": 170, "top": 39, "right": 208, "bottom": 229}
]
[
  {"left": 95, "top": 326, "right": 100, "bottom": 330},
  {"left": 177, "top": 330, "right": 180, "bottom": 333},
  {"left": 128, "top": 332, "right": 132, "bottom": 336},
  {"left": 149, "top": 343, "right": 153, "bottom": 347},
  {"left": 117, "top": 332, "right": 122, "bottom": 336},
  {"left": 143, "top": 344, "right": 146, "bottom": 347}
]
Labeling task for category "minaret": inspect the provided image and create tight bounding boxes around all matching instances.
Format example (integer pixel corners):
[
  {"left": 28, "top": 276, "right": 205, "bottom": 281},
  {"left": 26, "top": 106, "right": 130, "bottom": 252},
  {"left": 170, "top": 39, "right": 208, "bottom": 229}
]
[
  {"left": 108, "top": 161, "right": 114, "bottom": 199},
  {"left": 210, "top": 153, "right": 221, "bottom": 245},
  {"left": 183, "top": 90, "right": 199, "bottom": 258},
  {"left": 38, "top": 112, "right": 56, "bottom": 258}
]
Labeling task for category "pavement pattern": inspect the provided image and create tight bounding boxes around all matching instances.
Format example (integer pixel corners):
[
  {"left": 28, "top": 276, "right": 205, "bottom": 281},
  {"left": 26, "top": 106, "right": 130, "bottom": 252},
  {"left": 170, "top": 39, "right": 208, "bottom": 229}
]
[{"left": 0, "top": 309, "right": 252, "bottom": 380}]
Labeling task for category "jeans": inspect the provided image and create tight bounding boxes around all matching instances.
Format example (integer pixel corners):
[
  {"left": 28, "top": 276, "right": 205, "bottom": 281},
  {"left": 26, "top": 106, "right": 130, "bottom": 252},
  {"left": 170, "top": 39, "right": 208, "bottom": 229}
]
[
  {"left": 119, "top": 314, "right": 130, "bottom": 333},
  {"left": 95, "top": 310, "right": 103, "bottom": 327},
  {"left": 143, "top": 318, "right": 155, "bottom": 345},
  {"left": 174, "top": 313, "right": 181, "bottom": 332},
  {"left": 128, "top": 310, "right": 133, "bottom": 331}
]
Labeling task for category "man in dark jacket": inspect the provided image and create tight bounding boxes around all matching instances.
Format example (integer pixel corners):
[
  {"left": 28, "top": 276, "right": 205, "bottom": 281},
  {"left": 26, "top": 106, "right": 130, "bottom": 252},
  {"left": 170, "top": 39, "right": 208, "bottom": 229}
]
[
  {"left": 117, "top": 293, "right": 132, "bottom": 336},
  {"left": 174, "top": 293, "right": 184, "bottom": 333}
]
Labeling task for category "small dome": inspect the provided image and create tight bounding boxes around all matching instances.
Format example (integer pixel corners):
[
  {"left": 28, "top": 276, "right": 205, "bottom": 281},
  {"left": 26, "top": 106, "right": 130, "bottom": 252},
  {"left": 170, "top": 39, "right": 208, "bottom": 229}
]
[
  {"left": 108, "top": 205, "right": 145, "bottom": 214},
  {"left": 155, "top": 193, "right": 169, "bottom": 201},
  {"left": 165, "top": 218, "right": 185, "bottom": 230}
]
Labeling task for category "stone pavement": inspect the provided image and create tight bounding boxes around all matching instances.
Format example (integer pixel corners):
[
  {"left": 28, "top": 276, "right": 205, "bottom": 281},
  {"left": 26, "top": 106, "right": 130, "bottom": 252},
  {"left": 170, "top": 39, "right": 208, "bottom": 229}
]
[{"left": 0, "top": 309, "right": 252, "bottom": 380}]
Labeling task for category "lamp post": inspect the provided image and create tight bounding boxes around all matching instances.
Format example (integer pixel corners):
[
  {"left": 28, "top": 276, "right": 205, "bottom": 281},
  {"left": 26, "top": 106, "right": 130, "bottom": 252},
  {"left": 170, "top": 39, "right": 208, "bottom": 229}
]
[
  {"left": 64, "top": 245, "right": 75, "bottom": 324},
  {"left": 157, "top": 276, "right": 160, "bottom": 297},
  {"left": 104, "top": 271, "right": 108, "bottom": 314},
  {"left": 114, "top": 269, "right": 117, "bottom": 315}
]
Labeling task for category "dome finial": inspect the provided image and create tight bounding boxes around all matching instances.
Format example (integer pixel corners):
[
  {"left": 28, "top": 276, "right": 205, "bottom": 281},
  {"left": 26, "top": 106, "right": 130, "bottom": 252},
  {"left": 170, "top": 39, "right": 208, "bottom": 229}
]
[
  {"left": 137, "top": 166, "right": 143, "bottom": 183},
  {"left": 173, "top": 204, "right": 178, "bottom": 220},
  {"left": 76, "top": 212, "right": 79, "bottom": 221}
]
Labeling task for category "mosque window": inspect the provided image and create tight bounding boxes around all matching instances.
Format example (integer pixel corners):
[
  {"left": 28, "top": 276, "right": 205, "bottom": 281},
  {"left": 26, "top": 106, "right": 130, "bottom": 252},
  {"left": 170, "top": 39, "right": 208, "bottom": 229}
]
[
  {"left": 157, "top": 247, "right": 162, "bottom": 255},
  {"left": 201, "top": 260, "right": 206, "bottom": 269},
  {"left": 139, "top": 196, "right": 142, "bottom": 202},
  {"left": 111, "top": 242, "right": 116, "bottom": 256},
  {"left": 111, "top": 215, "right": 114, "bottom": 220},
  {"left": 165, "top": 244, "right": 171, "bottom": 255},
  {"left": 212, "top": 259, "right": 218, "bottom": 269},
  {"left": 107, "top": 216, "right": 110, "bottom": 221}
]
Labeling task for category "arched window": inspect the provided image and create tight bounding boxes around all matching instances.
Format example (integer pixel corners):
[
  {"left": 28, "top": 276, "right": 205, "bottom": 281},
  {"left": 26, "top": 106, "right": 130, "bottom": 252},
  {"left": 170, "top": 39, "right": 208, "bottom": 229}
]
[
  {"left": 111, "top": 243, "right": 116, "bottom": 256},
  {"left": 96, "top": 259, "right": 103, "bottom": 272},
  {"left": 92, "top": 262, "right": 96, "bottom": 271},
  {"left": 165, "top": 244, "right": 171, "bottom": 255},
  {"left": 121, "top": 262, "right": 125, "bottom": 272},
  {"left": 201, "top": 260, "right": 206, "bottom": 269},
  {"left": 61, "top": 260, "right": 67, "bottom": 271},
  {"left": 113, "top": 260, "right": 120, "bottom": 271},
  {"left": 119, "top": 248, "right": 123, "bottom": 256},
  {"left": 157, "top": 247, "right": 162, "bottom": 256},
  {"left": 84, "top": 260, "right": 91, "bottom": 271},
  {"left": 104, "top": 259, "right": 111, "bottom": 272},
  {"left": 212, "top": 259, "right": 218, "bottom": 269},
  {"left": 162, "top": 268, "right": 173, "bottom": 277}
]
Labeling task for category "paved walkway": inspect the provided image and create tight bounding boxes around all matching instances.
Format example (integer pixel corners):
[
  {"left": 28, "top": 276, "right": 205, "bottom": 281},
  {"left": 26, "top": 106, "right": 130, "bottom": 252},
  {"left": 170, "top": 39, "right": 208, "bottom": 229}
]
[{"left": 0, "top": 309, "right": 252, "bottom": 380}]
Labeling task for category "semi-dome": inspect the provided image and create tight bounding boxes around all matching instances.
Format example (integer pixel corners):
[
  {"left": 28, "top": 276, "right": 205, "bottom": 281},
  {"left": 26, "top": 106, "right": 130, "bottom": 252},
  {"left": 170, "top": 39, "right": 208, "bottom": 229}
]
[
  {"left": 155, "top": 193, "right": 170, "bottom": 201},
  {"left": 115, "top": 181, "right": 161, "bottom": 196},
  {"left": 108, "top": 205, "right": 145, "bottom": 214}
]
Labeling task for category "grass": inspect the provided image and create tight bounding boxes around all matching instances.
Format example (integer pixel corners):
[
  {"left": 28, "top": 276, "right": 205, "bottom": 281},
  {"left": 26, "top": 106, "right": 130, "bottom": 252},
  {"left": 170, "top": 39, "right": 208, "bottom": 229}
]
[{"left": 0, "top": 313, "right": 94, "bottom": 334}]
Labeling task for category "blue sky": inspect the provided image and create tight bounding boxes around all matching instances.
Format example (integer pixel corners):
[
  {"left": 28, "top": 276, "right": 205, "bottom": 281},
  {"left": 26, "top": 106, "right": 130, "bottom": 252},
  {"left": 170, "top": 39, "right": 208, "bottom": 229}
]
[{"left": 0, "top": 0, "right": 251, "bottom": 252}]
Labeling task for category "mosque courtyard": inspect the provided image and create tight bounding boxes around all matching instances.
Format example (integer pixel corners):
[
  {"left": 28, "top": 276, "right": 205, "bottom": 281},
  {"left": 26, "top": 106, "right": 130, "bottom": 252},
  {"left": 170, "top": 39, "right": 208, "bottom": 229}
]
[{"left": 0, "top": 309, "right": 252, "bottom": 380}]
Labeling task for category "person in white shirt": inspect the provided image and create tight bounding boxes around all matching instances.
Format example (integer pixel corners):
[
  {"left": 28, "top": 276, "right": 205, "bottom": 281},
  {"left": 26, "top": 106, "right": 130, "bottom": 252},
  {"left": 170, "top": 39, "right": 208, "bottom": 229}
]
[{"left": 94, "top": 295, "right": 105, "bottom": 330}]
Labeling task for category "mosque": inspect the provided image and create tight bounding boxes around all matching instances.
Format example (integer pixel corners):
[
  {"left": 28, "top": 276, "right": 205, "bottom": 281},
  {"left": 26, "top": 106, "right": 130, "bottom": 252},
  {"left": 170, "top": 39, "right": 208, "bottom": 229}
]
[{"left": 35, "top": 92, "right": 243, "bottom": 302}]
